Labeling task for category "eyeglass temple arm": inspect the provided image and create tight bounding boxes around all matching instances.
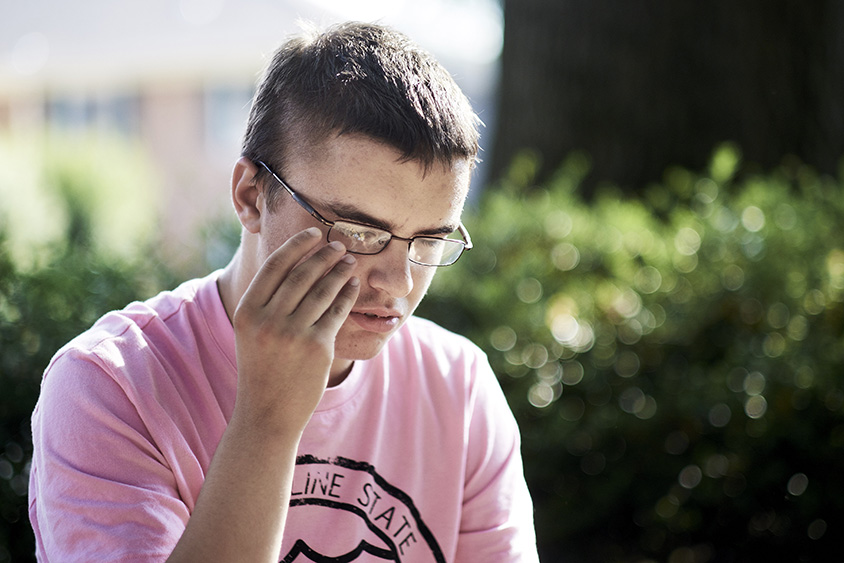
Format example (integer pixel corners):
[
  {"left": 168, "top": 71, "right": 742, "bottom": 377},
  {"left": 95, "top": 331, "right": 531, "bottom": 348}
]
[
  {"left": 289, "top": 193, "right": 331, "bottom": 227},
  {"left": 257, "top": 160, "right": 333, "bottom": 228},
  {"left": 458, "top": 223, "right": 473, "bottom": 250}
]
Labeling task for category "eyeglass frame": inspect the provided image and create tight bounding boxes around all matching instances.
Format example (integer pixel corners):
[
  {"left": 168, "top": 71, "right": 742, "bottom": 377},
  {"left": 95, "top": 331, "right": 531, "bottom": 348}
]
[{"left": 255, "top": 160, "right": 473, "bottom": 267}]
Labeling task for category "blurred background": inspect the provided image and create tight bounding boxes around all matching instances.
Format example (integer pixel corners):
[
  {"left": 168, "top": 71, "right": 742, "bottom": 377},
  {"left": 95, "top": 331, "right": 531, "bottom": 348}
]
[
  {"left": 2, "top": 0, "right": 844, "bottom": 561},
  {"left": 0, "top": 0, "right": 502, "bottom": 270}
]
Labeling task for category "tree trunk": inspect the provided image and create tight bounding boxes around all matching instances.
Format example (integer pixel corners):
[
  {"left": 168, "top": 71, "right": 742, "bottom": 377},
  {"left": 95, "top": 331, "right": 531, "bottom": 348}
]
[{"left": 491, "top": 0, "right": 844, "bottom": 194}]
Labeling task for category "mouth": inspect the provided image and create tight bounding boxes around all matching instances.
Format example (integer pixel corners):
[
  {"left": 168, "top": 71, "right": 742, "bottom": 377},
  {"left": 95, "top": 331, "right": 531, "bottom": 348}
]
[{"left": 349, "top": 309, "right": 402, "bottom": 333}]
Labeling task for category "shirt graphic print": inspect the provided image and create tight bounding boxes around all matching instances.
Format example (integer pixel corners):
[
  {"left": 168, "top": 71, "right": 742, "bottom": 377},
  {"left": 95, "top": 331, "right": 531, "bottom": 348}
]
[{"left": 281, "top": 455, "right": 445, "bottom": 563}]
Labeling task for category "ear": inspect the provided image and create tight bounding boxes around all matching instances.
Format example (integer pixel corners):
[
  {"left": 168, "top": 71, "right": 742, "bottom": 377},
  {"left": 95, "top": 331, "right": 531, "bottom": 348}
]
[{"left": 231, "top": 157, "right": 263, "bottom": 234}]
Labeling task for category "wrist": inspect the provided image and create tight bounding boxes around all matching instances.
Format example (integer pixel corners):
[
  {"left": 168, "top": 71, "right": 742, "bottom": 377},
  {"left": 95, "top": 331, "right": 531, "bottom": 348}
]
[{"left": 227, "top": 400, "right": 309, "bottom": 449}]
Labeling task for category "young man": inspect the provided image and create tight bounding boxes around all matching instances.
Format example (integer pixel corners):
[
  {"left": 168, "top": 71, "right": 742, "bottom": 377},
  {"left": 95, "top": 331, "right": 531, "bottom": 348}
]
[{"left": 29, "top": 22, "right": 538, "bottom": 562}]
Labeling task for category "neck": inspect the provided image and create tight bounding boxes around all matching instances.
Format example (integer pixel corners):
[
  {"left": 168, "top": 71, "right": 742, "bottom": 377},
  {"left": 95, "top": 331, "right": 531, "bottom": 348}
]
[
  {"left": 328, "top": 359, "right": 354, "bottom": 387},
  {"left": 216, "top": 247, "right": 247, "bottom": 325}
]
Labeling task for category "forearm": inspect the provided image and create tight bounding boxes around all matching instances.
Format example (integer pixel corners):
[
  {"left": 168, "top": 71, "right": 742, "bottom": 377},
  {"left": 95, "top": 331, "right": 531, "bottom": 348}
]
[{"left": 166, "top": 414, "right": 301, "bottom": 563}]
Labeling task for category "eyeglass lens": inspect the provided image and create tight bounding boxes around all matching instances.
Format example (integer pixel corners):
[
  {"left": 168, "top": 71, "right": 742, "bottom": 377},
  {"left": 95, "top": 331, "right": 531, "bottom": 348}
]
[{"left": 328, "top": 221, "right": 464, "bottom": 266}]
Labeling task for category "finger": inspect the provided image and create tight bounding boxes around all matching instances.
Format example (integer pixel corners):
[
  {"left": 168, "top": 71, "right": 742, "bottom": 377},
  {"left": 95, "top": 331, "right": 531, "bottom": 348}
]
[
  {"left": 267, "top": 240, "right": 349, "bottom": 315},
  {"left": 240, "top": 228, "right": 322, "bottom": 309},
  {"left": 315, "top": 276, "right": 360, "bottom": 334},
  {"left": 292, "top": 253, "right": 358, "bottom": 326}
]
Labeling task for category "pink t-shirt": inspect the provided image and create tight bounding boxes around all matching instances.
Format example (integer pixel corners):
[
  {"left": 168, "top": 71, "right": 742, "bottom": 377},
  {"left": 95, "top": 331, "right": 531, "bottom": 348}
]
[{"left": 29, "top": 271, "right": 537, "bottom": 562}]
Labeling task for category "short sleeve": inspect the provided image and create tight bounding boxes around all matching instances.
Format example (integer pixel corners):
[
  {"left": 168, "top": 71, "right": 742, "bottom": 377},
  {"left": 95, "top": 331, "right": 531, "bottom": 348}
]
[
  {"left": 455, "top": 355, "right": 539, "bottom": 562},
  {"left": 29, "top": 349, "right": 189, "bottom": 562}
]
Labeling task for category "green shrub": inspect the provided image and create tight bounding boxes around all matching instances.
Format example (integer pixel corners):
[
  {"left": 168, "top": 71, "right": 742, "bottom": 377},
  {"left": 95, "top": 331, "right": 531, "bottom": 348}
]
[
  {"left": 0, "top": 134, "right": 172, "bottom": 561},
  {"left": 419, "top": 146, "right": 844, "bottom": 562},
  {"left": 0, "top": 234, "right": 173, "bottom": 562}
]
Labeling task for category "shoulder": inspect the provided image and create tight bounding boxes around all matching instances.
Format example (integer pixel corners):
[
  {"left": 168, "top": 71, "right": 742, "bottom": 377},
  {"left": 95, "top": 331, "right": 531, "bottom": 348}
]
[
  {"left": 380, "top": 317, "right": 497, "bottom": 401},
  {"left": 44, "top": 272, "right": 227, "bottom": 388},
  {"left": 396, "top": 316, "right": 481, "bottom": 351},
  {"left": 34, "top": 271, "right": 235, "bottom": 456},
  {"left": 393, "top": 316, "right": 487, "bottom": 364}
]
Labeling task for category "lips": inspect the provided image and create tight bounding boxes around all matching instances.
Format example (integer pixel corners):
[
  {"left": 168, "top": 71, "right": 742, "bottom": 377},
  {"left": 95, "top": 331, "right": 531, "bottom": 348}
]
[{"left": 348, "top": 308, "right": 402, "bottom": 333}]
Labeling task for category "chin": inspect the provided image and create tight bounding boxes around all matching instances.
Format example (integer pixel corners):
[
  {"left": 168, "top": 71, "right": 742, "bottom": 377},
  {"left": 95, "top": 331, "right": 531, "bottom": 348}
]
[
  {"left": 333, "top": 340, "right": 389, "bottom": 362},
  {"left": 333, "top": 323, "right": 398, "bottom": 361}
]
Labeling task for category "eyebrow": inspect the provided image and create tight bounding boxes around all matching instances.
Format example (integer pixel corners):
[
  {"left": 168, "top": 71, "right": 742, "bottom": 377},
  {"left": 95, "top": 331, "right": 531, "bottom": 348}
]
[{"left": 318, "top": 198, "right": 459, "bottom": 237}]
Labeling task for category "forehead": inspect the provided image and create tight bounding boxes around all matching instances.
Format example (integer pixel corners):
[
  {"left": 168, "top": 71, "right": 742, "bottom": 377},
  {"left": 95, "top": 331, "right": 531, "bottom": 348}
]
[{"left": 285, "top": 134, "right": 472, "bottom": 234}]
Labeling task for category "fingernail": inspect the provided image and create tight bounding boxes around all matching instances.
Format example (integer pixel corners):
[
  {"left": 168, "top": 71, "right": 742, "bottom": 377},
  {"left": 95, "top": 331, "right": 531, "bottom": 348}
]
[
  {"left": 341, "top": 254, "right": 356, "bottom": 264},
  {"left": 328, "top": 241, "right": 345, "bottom": 251},
  {"left": 349, "top": 277, "right": 360, "bottom": 287},
  {"left": 304, "top": 227, "right": 320, "bottom": 237}
]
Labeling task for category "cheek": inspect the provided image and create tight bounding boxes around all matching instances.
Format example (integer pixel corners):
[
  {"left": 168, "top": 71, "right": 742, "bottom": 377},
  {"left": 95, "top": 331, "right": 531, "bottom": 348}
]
[
  {"left": 261, "top": 213, "right": 290, "bottom": 253},
  {"left": 409, "top": 267, "right": 437, "bottom": 301},
  {"left": 261, "top": 209, "right": 325, "bottom": 258}
]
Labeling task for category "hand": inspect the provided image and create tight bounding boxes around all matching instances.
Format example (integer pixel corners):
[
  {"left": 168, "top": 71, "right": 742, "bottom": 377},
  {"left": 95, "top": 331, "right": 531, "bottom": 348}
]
[
  {"left": 231, "top": 227, "right": 360, "bottom": 436},
  {"left": 168, "top": 228, "right": 357, "bottom": 562}
]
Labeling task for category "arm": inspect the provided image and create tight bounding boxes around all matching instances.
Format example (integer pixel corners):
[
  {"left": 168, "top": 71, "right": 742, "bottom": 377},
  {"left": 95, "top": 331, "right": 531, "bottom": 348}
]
[{"left": 167, "top": 228, "right": 359, "bottom": 562}]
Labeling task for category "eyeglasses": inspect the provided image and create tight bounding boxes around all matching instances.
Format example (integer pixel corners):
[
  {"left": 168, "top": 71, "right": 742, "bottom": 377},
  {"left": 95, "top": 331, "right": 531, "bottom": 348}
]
[{"left": 257, "top": 161, "right": 472, "bottom": 267}]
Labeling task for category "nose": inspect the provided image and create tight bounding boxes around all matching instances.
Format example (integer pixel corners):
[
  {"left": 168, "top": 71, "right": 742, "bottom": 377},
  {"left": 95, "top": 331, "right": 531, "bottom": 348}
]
[{"left": 364, "top": 240, "right": 414, "bottom": 298}]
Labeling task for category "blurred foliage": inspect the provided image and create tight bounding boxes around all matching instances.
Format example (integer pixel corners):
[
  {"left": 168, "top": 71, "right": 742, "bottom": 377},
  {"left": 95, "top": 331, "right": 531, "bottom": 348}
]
[
  {"left": 419, "top": 144, "right": 844, "bottom": 562},
  {"left": 0, "top": 137, "right": 173, "bottom": 562},
  {"left": 0, "top": 232, "right": 171, "bottom": 562},
  {"left": 0, "top": 132, "right": 160, "bottom": 269}
]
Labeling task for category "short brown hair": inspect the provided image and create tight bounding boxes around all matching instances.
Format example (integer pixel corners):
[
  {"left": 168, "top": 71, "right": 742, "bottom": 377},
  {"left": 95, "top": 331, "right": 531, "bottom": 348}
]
[{"left": 241, "top": 21, "right": 481, "bottom": 208}]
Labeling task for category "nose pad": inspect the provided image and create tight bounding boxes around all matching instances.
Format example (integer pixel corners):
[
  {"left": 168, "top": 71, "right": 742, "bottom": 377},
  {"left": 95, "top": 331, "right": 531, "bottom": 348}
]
[{"left": 365, "top": 240, "right": 414, "bottom": 298}]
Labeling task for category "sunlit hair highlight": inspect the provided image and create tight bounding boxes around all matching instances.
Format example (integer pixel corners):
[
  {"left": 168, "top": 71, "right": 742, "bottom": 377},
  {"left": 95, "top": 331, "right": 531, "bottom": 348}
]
[{"left": 241, "top": 21, "right": 481, "bottom": 209}]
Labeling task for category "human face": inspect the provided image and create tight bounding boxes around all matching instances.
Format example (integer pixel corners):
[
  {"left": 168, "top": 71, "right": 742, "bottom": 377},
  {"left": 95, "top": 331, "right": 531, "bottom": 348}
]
[{"left": 258, "top": 134, "right": 472, "bottom": 366}]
